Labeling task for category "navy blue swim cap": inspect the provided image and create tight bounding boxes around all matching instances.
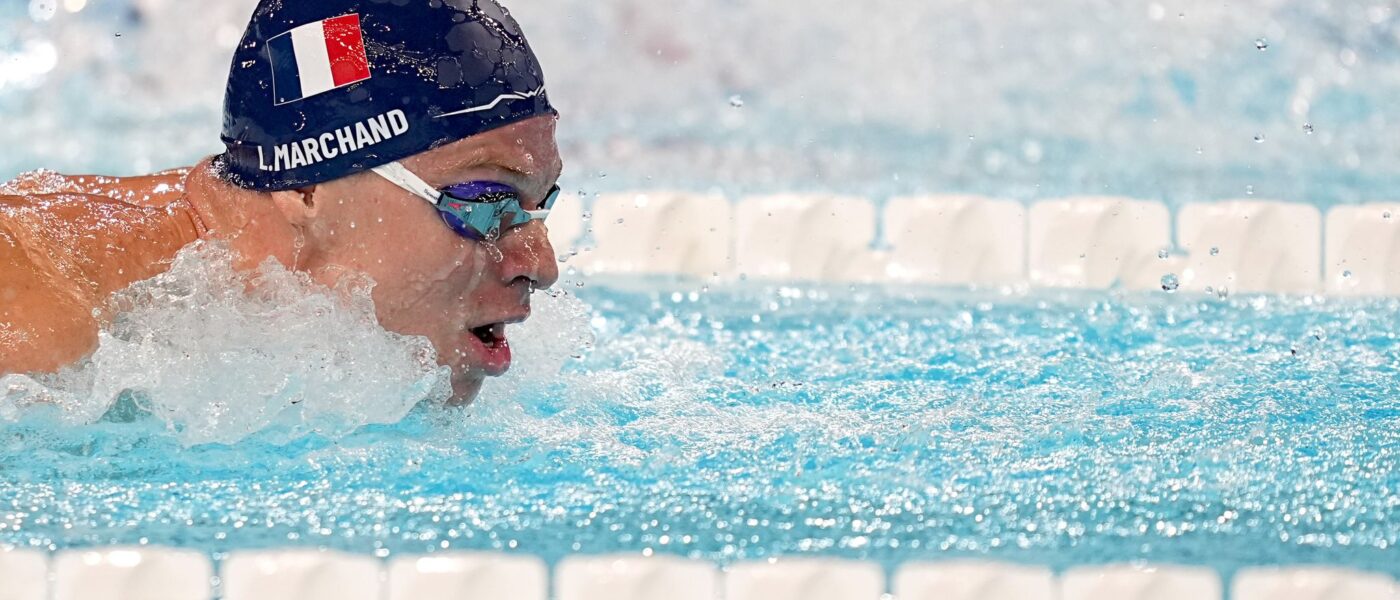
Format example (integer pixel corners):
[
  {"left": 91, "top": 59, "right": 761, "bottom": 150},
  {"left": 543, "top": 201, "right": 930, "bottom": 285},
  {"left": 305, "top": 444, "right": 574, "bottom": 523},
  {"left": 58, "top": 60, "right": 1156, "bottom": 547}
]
[{"left": 216, "top": 0, "right": 554, "bottom": 191}]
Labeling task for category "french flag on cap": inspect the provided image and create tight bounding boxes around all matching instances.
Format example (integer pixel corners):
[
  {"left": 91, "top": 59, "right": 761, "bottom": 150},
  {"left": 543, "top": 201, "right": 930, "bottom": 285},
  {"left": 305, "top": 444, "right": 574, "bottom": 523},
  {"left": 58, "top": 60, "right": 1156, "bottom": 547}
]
[{"left": 268, "top": 14, "right": 372, "bottom": 106}]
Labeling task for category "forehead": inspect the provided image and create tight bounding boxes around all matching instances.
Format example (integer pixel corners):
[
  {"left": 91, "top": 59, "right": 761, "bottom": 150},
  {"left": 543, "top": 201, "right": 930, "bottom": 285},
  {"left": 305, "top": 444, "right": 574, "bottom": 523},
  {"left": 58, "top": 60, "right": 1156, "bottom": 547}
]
[{"left": 404, "top": 115, "right": 560, "bottom": 184}]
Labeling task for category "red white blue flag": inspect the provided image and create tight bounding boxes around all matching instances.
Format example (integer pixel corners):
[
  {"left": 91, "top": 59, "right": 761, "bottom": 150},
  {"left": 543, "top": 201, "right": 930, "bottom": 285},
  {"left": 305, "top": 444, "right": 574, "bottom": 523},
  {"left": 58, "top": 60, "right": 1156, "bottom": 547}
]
[{"left": 268, "top": 14, "right": 372, "bottom": 106}]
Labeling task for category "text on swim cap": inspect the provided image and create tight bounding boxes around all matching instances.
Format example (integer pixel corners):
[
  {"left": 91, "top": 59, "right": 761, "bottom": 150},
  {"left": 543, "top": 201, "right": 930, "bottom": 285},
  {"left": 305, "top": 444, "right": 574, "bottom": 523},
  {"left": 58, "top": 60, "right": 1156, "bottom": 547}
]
[{"left": 257, "top": 109, "right": 409, "bottom": 172}]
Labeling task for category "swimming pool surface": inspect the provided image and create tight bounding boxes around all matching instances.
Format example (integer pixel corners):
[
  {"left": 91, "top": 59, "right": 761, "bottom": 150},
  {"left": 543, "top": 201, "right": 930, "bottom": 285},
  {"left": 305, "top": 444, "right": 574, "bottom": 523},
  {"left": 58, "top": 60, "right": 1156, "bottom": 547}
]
[
  {"left": 2, "top": 0, "right": 1399, "bottom": 581},
  {"left": 1, "top": 250, "right": 1395, "bottom": 576}
]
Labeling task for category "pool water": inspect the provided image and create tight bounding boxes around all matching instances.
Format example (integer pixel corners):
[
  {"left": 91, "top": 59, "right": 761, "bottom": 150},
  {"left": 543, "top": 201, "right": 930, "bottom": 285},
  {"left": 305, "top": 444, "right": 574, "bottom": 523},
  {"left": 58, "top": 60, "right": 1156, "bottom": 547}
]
[
  {"left": 0, "top": 248, "right": 1395, "bottom": 576},
  {"left": 2, "top": 0, "right": 1399, "bottom": 580}
]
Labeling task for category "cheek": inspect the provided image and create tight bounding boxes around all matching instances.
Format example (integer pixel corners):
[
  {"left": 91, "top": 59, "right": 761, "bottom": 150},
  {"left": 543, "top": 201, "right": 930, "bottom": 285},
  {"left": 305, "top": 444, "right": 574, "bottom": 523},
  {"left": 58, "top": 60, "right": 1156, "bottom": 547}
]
[{"left": 370, "top": 239, "right": 494, "bottom": 325}]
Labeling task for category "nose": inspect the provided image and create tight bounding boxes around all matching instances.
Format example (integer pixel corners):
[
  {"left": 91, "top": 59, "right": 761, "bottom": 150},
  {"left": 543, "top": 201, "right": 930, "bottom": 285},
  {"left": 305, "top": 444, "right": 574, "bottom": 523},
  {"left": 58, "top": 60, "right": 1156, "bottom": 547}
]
[{"left": 496, "top": 219, "right": 559, "bottom": 290}]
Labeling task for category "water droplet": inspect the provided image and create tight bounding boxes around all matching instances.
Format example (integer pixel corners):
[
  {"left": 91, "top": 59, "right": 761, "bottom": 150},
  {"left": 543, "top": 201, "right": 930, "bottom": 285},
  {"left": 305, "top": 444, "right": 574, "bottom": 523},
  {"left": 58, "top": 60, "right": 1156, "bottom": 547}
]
[
  {"left": 28, "top": 0, "right": 56, "bottom": 21},
  {"left": 1253, "top": 134, "right": 1266, "bottom": 143},
  {"left": 1384, "top": 211, "right": 1392, "bottom": 220},
  {"left": 728, "top": 95, "right": 744, "bottom": 108},
  {"left": 1342, "top": 270, "right": 1353, "bottom": 279},
  {"left": 581, "top": 211, "right": 591, "bottom": 221},
  {"left": 1255, "top": 38, "right": 1269, "bottom": 51},
  {"left": 1160, "top": 273, "right": 1180, "bottom": 293},
  {"left": 1210, "top": 246, "right": 1220, "bottom": 256},
  {"left": 1245, "top": 185, "right": 1255, "bottom": 195},
  {"left": 1158, "top": 249, "right": 1170, "bottom": 260},
  {"left": 615, "top": 218, "right": 624, "bottom": 224},
  {"left": 1195, "top": 146, "right": 1204, "bottom": 155},
  {"left": 1303, "top": 123, "right": 1315, "bottom": 134}
]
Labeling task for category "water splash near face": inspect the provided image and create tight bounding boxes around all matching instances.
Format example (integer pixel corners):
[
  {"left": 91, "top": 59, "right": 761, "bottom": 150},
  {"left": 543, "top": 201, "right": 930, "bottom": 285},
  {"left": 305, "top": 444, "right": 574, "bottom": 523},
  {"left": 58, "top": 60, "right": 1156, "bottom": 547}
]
[{"left": 0, "top": 241, "right": 452, "bottom": 445}]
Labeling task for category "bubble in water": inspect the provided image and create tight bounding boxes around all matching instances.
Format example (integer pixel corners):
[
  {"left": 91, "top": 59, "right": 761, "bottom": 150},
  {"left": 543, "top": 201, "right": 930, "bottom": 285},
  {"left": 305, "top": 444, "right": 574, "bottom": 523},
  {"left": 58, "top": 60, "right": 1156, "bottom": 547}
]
[
  {"left": 1255, "top": 38, "right": 1269, "bottom": 51},
  {"left": 1160, "top": 273, "right": 1180, "bottom": 293},
  {"left": 1210, "top": 246, "right": 1220, "bottom": 256},
  {"left": 1253, "top": 134, "right": 1266, "bottom": 143},
  {"left": 28, "top": 0, "right": 56, "bottom": 21},
  {"left": 1384, "top": 211, "right": 1392, "bottom": 220},
  {"left": 1343, "top": 270, "right": 1353, "bottom": 279},
  {"left": 1303, "top": 123, "right": 1315, "bottom": 135},
  {"left": 1158, "top": 249, "right": 1170, "bottom": 260},
  {"left": 1245, "top": 185, "right": 1255, "bottom": 195},
  {"left": 728, "top": 95, "right": 744, "bottom": 108}
]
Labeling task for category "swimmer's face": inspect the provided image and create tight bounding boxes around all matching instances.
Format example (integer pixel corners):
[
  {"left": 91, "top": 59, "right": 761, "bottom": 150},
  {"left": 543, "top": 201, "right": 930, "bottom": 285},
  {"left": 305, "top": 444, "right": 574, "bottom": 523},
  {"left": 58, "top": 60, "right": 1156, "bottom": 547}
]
[{"left": 300, "top": 116, "right": 562, "bottom": 403}]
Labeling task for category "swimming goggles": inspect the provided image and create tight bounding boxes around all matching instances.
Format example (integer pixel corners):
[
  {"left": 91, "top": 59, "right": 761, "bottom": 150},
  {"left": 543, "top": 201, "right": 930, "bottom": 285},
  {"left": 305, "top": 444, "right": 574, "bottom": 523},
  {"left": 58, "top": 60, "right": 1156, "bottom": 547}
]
[{"left": 371, "top": 161, "right": 559, "bottom": 241}]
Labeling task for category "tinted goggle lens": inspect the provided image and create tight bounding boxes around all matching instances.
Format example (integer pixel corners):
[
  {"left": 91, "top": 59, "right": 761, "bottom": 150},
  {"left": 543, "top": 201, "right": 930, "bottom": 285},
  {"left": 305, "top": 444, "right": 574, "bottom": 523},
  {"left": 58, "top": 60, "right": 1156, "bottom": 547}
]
[{"left": 436, "top": 182, "right": 559, "bottom": 241}]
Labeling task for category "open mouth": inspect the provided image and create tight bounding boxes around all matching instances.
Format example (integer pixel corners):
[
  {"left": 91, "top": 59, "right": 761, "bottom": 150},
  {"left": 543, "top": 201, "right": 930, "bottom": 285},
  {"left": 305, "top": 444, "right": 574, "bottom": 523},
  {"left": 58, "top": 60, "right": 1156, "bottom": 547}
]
[
  {"left": 468, "top": 322, "right": 507, "bottom": 349},
  {"left": 464, "top": 320, "right": 513, "bottom": 376}
]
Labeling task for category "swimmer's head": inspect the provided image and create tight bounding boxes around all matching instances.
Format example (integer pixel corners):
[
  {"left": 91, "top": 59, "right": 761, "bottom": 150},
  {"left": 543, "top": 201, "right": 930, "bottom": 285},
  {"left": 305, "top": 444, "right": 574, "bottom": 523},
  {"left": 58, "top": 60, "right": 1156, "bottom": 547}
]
[
  {"left": 215, "top": 0, "right": 554, "bottom": 190},
  {"left": 207, "top": 0, "right": 562, "bottom": 403}
]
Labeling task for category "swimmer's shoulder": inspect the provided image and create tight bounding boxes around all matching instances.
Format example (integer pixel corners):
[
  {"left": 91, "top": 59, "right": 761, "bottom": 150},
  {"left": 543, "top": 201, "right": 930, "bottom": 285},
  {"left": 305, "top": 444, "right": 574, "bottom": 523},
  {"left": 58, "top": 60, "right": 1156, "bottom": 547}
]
[
  {"left": 0, "top": 168, "right": 205, "bottom": 374},
  {"left": 0, "top": 168, "right": 189, "bottom": 209}
]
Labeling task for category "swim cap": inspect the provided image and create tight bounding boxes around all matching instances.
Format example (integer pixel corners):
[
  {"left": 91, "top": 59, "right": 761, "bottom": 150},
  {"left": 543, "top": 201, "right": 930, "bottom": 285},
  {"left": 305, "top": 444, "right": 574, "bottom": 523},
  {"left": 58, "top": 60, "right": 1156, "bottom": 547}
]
[{"left": 216, "top": 0, "right": 554, "bottom": 191}]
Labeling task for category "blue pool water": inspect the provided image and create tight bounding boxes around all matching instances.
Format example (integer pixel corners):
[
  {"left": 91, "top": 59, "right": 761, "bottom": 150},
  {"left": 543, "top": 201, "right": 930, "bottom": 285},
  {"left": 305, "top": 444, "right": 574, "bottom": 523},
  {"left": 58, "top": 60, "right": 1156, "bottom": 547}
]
[
  {"left": 1, "top": 250, "right": 1396, "bottom": 576},
  {"left": 2, "top": 0, "right": 1398, "bottom": 581}
]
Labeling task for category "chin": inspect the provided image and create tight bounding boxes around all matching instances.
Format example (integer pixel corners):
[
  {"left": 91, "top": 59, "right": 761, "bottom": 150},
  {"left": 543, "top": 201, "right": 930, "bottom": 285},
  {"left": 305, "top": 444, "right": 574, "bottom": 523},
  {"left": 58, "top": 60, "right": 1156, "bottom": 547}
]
[{"left": 447, "top": 373, "right": 484, "bottom": 406}]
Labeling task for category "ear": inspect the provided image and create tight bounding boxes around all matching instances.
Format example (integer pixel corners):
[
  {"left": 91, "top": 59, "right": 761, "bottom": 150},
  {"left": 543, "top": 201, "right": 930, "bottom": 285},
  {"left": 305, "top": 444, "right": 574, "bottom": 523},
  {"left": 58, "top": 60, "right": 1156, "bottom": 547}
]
[{"left": 268, "top": 185, "right": 320, "bottom": 225}]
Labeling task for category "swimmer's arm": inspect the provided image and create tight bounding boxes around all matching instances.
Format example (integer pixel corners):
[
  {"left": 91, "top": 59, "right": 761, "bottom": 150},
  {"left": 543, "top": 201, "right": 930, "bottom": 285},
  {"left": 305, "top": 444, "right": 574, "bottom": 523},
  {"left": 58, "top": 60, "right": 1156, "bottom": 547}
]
[{"left": 0, "top": 193, "right": 200, "bottom": 374}]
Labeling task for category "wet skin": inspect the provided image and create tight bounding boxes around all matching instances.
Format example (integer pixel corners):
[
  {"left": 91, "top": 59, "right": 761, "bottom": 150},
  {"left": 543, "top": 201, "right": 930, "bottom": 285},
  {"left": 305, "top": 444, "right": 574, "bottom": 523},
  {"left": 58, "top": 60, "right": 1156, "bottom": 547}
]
[{"left": 0, "top": 115, "right": 562, "bottom": 404}]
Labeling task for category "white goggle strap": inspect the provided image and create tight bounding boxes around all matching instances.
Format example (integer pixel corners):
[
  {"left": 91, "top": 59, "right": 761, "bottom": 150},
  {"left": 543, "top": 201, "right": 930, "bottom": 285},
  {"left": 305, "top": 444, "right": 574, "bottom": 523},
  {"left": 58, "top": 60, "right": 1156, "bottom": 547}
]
[
  {"left": 371, "top": 162, "right": 442, "bottom": 206},
  {"left": 374, "top": 160, "right": 551, "bottom": 223}
]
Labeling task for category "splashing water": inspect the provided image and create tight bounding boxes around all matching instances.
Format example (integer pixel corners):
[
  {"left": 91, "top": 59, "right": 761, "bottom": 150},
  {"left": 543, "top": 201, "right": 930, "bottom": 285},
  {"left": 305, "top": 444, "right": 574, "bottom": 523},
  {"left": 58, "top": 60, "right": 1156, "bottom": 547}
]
[
  {"left": 1, "top": 242, "right": 451, "bottom": 445},
  {"left": 1, "top": 284, "right": 1396, "bottom": 576}
]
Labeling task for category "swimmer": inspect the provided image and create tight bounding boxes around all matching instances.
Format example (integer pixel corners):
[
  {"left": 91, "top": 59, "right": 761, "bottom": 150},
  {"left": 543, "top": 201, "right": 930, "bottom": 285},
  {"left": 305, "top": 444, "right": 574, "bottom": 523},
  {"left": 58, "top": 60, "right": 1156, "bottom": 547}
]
[{"left": 0, "top": 0, "right": 561, "bottom": 403}]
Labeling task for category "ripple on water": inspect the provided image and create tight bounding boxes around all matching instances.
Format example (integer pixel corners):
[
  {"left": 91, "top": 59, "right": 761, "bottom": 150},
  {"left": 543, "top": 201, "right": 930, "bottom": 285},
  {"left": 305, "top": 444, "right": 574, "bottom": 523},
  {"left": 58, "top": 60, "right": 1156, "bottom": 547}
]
[{"left": 0, "top": 267, "right": 1397, "bottom": 575}]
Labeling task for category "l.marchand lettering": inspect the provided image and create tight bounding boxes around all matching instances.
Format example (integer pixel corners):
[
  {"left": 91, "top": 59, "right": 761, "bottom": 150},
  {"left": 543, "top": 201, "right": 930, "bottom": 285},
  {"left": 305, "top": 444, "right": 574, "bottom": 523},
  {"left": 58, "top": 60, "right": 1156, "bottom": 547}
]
[{"left": 258, "top": 109, "right": 409, "bottom": 171}]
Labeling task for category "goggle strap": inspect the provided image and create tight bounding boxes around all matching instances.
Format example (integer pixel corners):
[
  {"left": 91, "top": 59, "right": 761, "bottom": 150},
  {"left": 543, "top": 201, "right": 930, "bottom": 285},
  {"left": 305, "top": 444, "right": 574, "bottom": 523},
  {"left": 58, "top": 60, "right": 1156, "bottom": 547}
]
[
  {"left": 371, "top": 162, "right": 442, "bottom": 206},
  {"left": 526, "top": 209, "right": 550, "bottom": 221}
]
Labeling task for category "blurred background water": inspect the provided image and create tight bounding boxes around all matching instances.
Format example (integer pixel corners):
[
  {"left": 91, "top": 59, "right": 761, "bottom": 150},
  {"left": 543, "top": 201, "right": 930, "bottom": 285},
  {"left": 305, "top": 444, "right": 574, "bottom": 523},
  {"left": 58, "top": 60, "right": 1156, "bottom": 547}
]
[{"left": 2, "top": 0, "right": 1398, "bottom": 206}]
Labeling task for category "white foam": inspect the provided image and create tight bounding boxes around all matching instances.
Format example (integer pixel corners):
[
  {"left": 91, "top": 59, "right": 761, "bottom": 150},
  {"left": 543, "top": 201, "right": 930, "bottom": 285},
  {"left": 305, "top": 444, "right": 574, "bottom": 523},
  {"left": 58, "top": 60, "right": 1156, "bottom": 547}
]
[
  {"left": 0, "top": 241, "right": 451, "bottom": 445},
  {"left": 477, "top": 286, "right": 596, "bottom": 402}
]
